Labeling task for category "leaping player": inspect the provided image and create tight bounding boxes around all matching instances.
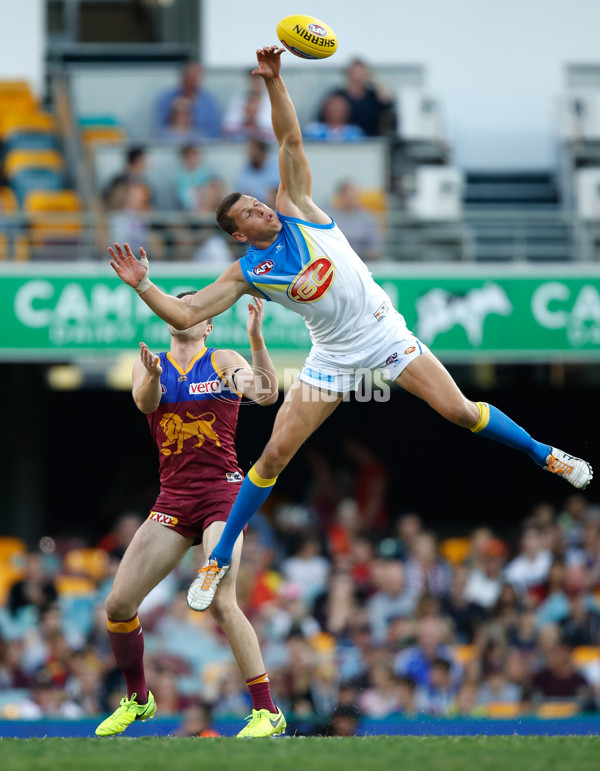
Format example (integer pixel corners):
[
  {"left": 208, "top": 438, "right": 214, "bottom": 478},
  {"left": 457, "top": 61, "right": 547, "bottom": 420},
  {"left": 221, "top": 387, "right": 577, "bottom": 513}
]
[
  {"left": 95, "top": 293, "right": 287, "bottom": 739},
  {"left": 109, "top": 45, "right": 593, "bottom": 614}
]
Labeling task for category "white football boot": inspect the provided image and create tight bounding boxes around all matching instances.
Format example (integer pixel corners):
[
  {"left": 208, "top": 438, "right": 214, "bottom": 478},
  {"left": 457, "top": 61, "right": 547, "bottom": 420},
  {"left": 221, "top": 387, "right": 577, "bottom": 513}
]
[
  {"left": 187, "top": 558, "right": 230, "bottom": 611},
  {"left": 544, "top": 448, "right": 593, "bottom": 489}
]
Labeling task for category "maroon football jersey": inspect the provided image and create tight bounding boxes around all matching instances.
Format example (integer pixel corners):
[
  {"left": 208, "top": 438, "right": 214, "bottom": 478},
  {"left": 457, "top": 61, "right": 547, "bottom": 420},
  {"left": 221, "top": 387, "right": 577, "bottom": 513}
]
[{"left": 147, "top": 348, "right": 244, "bottom": 495}]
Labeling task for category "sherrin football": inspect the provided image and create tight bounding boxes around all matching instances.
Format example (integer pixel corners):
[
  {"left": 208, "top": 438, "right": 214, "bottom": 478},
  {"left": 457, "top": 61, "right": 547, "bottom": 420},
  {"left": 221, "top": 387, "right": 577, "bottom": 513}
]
[{"left": 276, "top": 15, "right": 337, "bottom": 60}]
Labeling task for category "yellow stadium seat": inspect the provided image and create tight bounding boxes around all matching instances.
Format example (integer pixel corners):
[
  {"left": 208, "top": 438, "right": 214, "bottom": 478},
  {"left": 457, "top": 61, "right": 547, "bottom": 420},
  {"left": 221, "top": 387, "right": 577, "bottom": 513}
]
[
  {"left": 25, "top": 190, "right": 82, "bottom": 243},
  {"left": 5, "top": 149, "right": 64, "bottom": 177},
  {"left": 0, "top": 80, "right": 33, "bottom": 97},
  {"left": 55, "top": 575, "right": 96, "bottom": 596},
  {"left": 81, "top": 126, "right": 126, "bottom": 145},
  {"left": 64, "top": 548, "right": 108, "bottom": 581},
  {"left": 358, "top": 188, "right": 387, "bottom": 212},
  {"left": 0, "top": 536, "right": 27, "bottom": 564},
  {"left": 0, "top": 564, "right": 25, "bottom": 605},
  {"left": 484, "top": 702, "right": 521, "bottom": 718},
  {"left": 536, "top": 701, "right": 579, "bottom": 718},
  {"left": 440, "top": 537, "right": 471, "bottom": 565},
  {"left": 573, "top": 646, "right": 600, "bottom": 668},
  {"left": 452, "top": 644, "right": 476, "bottom": 665},
  {"left": 1, "top": 111, "right": 54, "bottom": 138},
  {"left": 0, "top": 186, "right": 19, "bottom": 212}
]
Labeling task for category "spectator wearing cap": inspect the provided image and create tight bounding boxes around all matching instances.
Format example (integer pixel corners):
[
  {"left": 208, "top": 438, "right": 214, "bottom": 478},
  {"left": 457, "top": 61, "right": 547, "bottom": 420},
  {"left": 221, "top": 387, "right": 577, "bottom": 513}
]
[{"left": 463, "top": 537, "right": 507, "bottom": 611}]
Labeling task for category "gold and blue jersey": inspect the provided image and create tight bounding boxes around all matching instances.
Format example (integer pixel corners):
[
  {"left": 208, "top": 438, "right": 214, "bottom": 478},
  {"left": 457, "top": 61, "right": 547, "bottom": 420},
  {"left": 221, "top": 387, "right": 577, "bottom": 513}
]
[{"left": 239, "top": 212, "right": 400, "bottom": 354}]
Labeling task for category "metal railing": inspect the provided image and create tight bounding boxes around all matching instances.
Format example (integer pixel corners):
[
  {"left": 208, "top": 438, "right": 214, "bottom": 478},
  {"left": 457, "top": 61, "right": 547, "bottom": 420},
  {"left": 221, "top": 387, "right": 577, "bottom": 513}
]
[{"left": 1, "top": 208, "right": 600, "bottom": 263}]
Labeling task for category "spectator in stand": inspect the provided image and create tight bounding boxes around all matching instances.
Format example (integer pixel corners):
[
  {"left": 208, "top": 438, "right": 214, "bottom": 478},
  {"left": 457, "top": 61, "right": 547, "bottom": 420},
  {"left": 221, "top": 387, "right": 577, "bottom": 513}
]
[
  {"left": 177, "top": 699, "right": 220, "bottom": 737},
  {"left": 415, "top": 657, "right": 455, "bottom": 715},
  {"left": 155, "top": 63, "right": 221, "bottom": 139},
  {"left": 108, "top": 181, "right": 165, "bottom": 260},
  {"left": 505, "top": 524, "right": 553, "bottom": 596},
  {"left": 359, "top": 662, "right": 402, "bottom": 717},
  {"left": 367, "top": 561, "right": 414, "bottom": 644},
  {"left": 531, "top": 641, "right": 590, "bottom": 703},
  {"left": 313, "top": 570, "right": 358, "bottom": 637},
  {"left": 476, "top": 663, "right": 522, "bottom": 707},
  {"left": 393, "top": 513, "right": 424, "bottom": 561},
  {"left": 344, "top": 437, "right": 389, "bottom": 534},
  {"left": 234, "top": 138, "right": 280, "bottom": 204},
  {"left": 281, "top": 535, "right": 330, "bottom": 608},
  {"left": 97, "top": 512, "right": 143, "bottom": 556},
  {"left": 8, "top": 553, "right": 57, "bottom": 618},
  {"left": 326, "top": 58, "right": 395, "bottom": 137},
  {"left": 559, "top": 565, "right": 600, "bottom": 646},
  {"left": 103, "top": 147, "right": 153, "bottom": 206},
  {"left": 174, "top": 145, "right": 213, "bottom": 211},
  {"left": 223, "top": 70, "right": 275, "bottom": 141},
  {"left": 330, "top": 181, "right": 384, "bottom": 262},
  {"left": 305, "top": 94, "right": 365, "bottom": 142},
  {"left": 558, "top": 494, "right": 588, "bottom": 549},
  {"left": 464, "top": 537, "right": 507, "bottom": 612},
  {"left": 536, "top": 560, "right": 570, "bottom": 627},
  {"left": 566, "top": 508, "right": 600, "bottom": 580},
  {"left": 0, "top": 639, "right": 30, "bottom": 689},
  {"left": 394, "top": 617, "right": 459, "bottom": 688},
  {"left": 405, "top": 533, "right": 452, "bottom": 599}
]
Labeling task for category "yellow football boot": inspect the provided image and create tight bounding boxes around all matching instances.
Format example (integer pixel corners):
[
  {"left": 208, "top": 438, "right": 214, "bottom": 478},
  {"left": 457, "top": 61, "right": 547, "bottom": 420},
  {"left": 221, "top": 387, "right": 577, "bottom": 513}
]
[
  {"left": 237, "top": 707, "right": 286, "bottom": 738},
  {"left": 95, "top": 691, "right": 157, "bottom": 736}
]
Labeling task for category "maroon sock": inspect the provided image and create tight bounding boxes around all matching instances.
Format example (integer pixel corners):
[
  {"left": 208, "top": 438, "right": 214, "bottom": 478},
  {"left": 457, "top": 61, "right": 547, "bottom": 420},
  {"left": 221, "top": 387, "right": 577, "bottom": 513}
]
[
  {"left": 107, "top": 614, "right": 148, "bottom": 703},
  {"left": 246, "top": 672, "right": 276, "bottom": 713}
]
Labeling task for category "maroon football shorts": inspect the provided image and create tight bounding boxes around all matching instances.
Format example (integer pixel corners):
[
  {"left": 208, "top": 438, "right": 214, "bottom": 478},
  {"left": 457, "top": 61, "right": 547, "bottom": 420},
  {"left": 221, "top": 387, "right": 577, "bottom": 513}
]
[{"left": 148, "top": 481, "right": 242, "bottom": 543}]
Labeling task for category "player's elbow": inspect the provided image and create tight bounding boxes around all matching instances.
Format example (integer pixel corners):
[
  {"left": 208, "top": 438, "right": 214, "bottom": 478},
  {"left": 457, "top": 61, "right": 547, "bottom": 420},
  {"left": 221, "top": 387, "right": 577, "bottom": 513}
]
[{"left": 259, "top": 390, "right": 279, "bottom": 407}]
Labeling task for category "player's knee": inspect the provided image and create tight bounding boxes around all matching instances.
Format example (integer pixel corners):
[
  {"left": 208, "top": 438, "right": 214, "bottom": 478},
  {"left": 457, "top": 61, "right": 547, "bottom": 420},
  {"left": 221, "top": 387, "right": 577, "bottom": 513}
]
[
  {"left": 105, "top": 590, "right": 138, "bottom": 621},
  {"left": 209, "top": 592, "right": 237, "bottom": 625},
  {"left": 442, "top": 398, "right": 479, "bottom": 428},
  {"left": 260, "top": 439, "right": 292, "bottom": 476}
]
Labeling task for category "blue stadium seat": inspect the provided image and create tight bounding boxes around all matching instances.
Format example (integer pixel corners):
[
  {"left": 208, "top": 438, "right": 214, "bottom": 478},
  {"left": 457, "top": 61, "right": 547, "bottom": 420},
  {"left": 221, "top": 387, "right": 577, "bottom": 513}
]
[
  {"left": 59, "top": 594, "right": 95, "bottom": 638},
  {"left": 4, "top": 133, "right": 59, "bottom": 154},
  {"left": 11, "top": 168, "right": 66, "bottom": 204}
]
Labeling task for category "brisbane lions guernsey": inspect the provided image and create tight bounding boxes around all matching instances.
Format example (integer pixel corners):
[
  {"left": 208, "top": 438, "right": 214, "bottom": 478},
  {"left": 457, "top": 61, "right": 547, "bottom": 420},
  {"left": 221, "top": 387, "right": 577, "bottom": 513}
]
[
  {"left": 238, "top": 212, "right": 403, "bottom": 355},
  {"left": 147, "top": 347, "right": 243, "bottom": 495}
]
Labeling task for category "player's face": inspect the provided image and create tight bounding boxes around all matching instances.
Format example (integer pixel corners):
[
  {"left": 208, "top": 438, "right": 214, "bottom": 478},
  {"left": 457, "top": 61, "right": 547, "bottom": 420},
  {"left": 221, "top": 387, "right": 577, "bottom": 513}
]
[{"left": 230, "top": 195, "right": 281, "bottom": 244}]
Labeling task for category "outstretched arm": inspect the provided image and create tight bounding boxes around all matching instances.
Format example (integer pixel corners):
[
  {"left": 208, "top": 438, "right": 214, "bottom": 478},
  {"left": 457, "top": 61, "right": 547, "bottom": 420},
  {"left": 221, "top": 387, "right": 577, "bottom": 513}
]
[
  {"left": 132, "top": 342, "right": 163, "bottom": 414},
  {"left": 254, "top": 46, "right": 330, "bottom": 224},
  {"left": 109, "top": 242, "right": 250, "bottom": 329},
  {"left": 213, "top": 298, "right": 278, "bottom": 406}
]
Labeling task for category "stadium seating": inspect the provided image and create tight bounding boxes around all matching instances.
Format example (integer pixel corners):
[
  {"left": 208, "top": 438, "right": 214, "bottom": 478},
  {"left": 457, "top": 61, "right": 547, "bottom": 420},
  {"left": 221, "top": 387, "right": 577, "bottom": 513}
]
[
  {"left": 484, "top": 702, "right": 521, "bottom": 718},
  {"left": 572, "top": 646, "right": 600, "bottom": 668},
  {"left": 536, "top": 701, "right": 579, "bottom": 718},
  {"left": 63, "top": 548, "right": 109, "bottom": 581},
  {"left": 25, "top": 190, "right": 83, "bottom": 245},
  {"left": 440, "top": 537, "right": 471, "bottom": 565},
  {"left": 452, "top": 644, "right": 476, "bottom": 666},
  {"left": 54, "top": 575, "right": 97, "bottom": 596}
]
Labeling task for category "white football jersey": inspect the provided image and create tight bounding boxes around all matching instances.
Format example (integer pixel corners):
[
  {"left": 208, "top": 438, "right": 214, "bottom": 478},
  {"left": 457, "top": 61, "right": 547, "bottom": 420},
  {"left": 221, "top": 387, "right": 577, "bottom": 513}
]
[{"left": 238, "top": 213, "right": 403, "bottom": 353}]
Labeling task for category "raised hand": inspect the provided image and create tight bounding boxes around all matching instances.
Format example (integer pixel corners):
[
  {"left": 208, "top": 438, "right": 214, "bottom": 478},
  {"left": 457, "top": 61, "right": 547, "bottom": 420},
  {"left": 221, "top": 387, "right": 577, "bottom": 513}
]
[
  {"left": 109, "top": 242, "right": 148, "bottom": 288},
  {"left": 139, "top": 342, "right": 162, "bottom": 377},
  {"left": 246, "top": 297, "right": 265, "bottom": 338},
  {"left": 252, "top": 45, "right": 284, "bottom": 80}
]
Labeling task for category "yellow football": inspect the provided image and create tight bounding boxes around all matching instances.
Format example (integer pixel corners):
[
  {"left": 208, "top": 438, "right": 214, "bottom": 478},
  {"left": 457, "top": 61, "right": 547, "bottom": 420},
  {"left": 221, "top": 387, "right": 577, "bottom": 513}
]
[{"left": 276, "top": 15, "right": 337, "bottom": 60}]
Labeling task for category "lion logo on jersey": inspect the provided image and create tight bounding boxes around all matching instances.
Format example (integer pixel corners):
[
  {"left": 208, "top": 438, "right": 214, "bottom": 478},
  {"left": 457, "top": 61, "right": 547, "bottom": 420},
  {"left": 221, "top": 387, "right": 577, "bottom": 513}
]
[
  {"left": 288, "top": 256, "right": 334, "bottom": 303},
  {"left": 159, "top": 411, "right": 221, "bottom": 455}
]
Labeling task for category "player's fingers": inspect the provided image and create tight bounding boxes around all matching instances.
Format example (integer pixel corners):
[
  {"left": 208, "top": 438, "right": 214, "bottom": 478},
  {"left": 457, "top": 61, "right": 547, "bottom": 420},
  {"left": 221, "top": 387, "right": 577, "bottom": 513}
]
[
  {"left": 139, "top": 247, "right": 147, "bottom": 260},
  {"left": 254, "top": 297, "right": 263, "bottom": 310},
  {"left": 108, "top": 247, "right": 121, "bottom": 263},
  {"left": 123, "top": 242, "right": 135, "bottom": 258},
  {"left": 109, "top": 260, "right": 119, "bottom": 272},
  {"left": 113, "top": 242, "right": 125, "bottom": 259}
]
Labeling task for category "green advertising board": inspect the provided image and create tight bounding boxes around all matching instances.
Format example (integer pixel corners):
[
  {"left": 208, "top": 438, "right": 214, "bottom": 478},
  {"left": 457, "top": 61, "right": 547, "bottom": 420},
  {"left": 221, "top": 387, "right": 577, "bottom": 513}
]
[{"left": 1, "top": 264, "right": 599, "bottom": 361}]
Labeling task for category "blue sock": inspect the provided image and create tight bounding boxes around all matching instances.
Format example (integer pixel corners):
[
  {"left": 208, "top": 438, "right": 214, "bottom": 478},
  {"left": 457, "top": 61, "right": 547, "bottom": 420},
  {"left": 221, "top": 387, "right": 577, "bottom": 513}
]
[
  {"left": 211, "top": 466, "right": 277, "bottom": 566},
  {"left": 471, "top": 402, "right": 551, "bottom": 466}
]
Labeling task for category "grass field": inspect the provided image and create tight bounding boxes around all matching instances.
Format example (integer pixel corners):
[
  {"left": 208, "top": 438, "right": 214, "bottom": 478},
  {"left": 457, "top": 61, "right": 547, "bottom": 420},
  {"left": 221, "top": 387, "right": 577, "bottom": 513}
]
[{"left": 1, "top": 736, "right": 600, "bottom": 771}]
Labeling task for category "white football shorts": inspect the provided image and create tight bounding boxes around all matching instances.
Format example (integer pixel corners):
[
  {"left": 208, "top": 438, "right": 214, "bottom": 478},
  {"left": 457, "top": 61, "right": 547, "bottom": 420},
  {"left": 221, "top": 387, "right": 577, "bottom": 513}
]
[{"left": 298, "top": 317, "right": 429, "bottom": 393}]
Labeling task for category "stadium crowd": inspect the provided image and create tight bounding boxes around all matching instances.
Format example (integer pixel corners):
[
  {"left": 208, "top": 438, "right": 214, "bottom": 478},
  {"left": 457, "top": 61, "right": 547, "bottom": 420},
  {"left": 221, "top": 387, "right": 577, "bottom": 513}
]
[{"left": 1, "top": 441, "right": 600, "bottom": 735}]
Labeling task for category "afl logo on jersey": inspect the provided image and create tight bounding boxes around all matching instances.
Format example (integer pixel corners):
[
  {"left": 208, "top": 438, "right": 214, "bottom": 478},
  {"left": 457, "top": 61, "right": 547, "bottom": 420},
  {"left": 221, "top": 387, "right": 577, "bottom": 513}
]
[
  {"left": 161, "top": 384, "right": 167, "bottom": 395},
  {"left": 288, "top": 256, "right": 335, "bottom": 303},
  {"left": 253, "top": 260, "right": 274, "bottom": 276}
]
